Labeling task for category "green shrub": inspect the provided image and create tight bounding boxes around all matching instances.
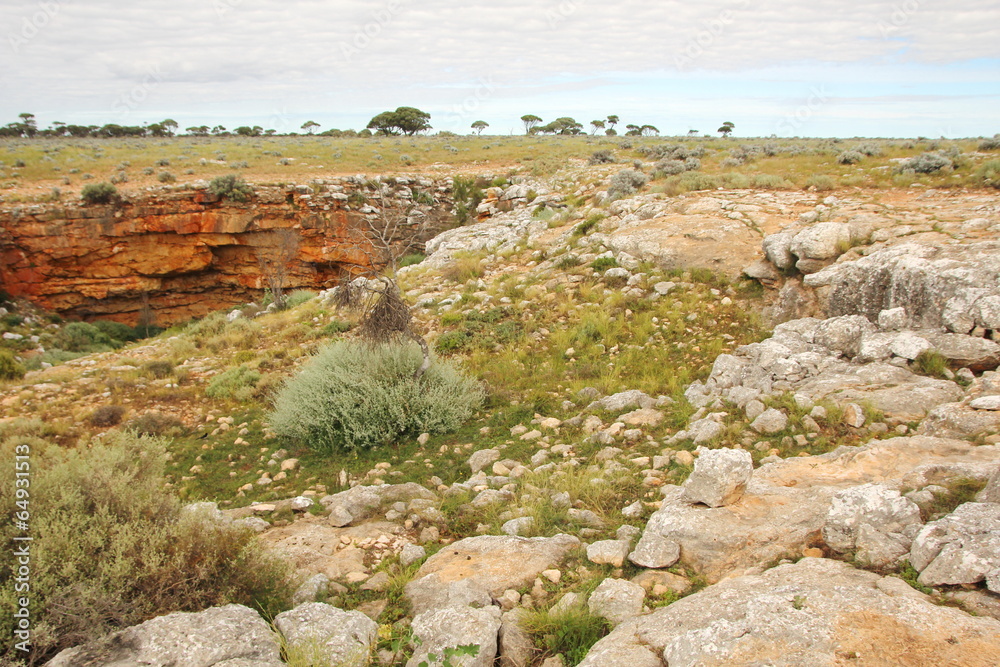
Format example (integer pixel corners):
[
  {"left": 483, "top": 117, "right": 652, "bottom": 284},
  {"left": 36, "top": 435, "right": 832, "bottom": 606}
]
[
  {"left": 93, "top": 320, "right": 140, "bottom": 344},
  {"left": 591, "top": 257, "right": 619, "bottom": 271},
  {"left": 837, "top": 150, "right": 864, "bottom": 165},
  {"left": 285, "top": 290, "right": 317, "bottom": 308},
  {"left": 572, "top": 214, "right": 605, "bottom": 237},
  {"left": 521, "top": 605, "right": 612, "bottom": 665},
  {"left": 805, "top": 174, "right": 837, "bottom": 191},
  {"left": 80, "top": 182, "right": 118, "bottom": 205},
  {"left": 208, "top": 174, "right": 254, "bottom": 203},
  {"left": 912, "top": 349, "right": 949, "bottom": 379},
  {"left": 322, "top": 320, "right": 353, "bottom": 336},
  {"left": 975, "top": 159, "right": 1000, "bottom": 189},
  {"left": 123, "top": 411, "right": 185, "bottom": 436},
  {"left": 977, "top": 136, "right": 1000, "bottom": 151},
  {"left": 55, "top": 321, "right": 114, "bottom": 353},
  {"left": 0, "top": 431, "right": 293, "bottom": 664},
  {"left": 435, "top": 330, "right": 472, "bottom": 353},
  {"left": 0, "top": 349, "right": 25, "bottom": 381},
  {"left": 143, "top": 360, "right": 174, "bottom": 379},
  {"left": 158, "top": 171, "right": 176, "bottom": 183},
  {"left": 269, "top": 341, "right": 484, "bottom": 453},
  {"left": 90, "top": 404, "right": 126, "bottom": 426},
  {"left": 399, "top": 253, "right": 426, "bottom": 268},
  {"left": 205, "top": 365, "right": 262, "bottom": 399}
]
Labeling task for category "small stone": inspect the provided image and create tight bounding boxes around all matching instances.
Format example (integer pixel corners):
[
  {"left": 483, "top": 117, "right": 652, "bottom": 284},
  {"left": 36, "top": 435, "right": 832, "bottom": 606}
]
[
  {"left": 751, "top": 408, "right": 788, "bottom": 434},
  {"left": 969, "top": 396, "right": 1000, "bottom": 411},
  {"left": 586, "top": 540, "right": 631, "bottom": 567},
  {"left": 843, "top": 403, "right": 866, "bottom": 428}
]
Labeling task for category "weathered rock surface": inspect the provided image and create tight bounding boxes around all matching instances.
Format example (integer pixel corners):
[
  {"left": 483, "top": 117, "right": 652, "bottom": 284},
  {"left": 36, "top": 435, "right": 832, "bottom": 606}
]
[
  {"left": 407, "top": 605, "right": 501, "bottom": 667},
  {"left": 273, "top": 603, "right": 377, "bottom": 667},
  {"left": 680, "top": 447, "right": 753, "bottom": 508},
  {"left": 909, "top": 502, "right": 1000, "bottom": 591},
  {"left": 406, "top": 534, "right": 580, "bottom": 614},
  {"left": 47, "top": 604, "right": 282, "bottom": 667},
  {"left": 1, "top": 179, "right": 453, "bottom": 324},
  {"left": 578, "top": 558, "right": 1000, "bottom": 667},
  {"left": 631, "top": 436, "right": 1000, "bottom": 583},
  {"left": 587, "top": 578, "right": 646, "bottom": 626},
  {"left": 320, "top": 482, "right": 436, "bottom": 527}
]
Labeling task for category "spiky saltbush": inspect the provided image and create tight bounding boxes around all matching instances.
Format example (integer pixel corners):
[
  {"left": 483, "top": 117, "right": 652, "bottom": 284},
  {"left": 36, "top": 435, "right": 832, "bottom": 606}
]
[
  {"left": 608, "top": 168, "right": 649, "bottom": 200},
  {"left": 978, "top": 136, "right": 1000, "bottom": 151},
  {"left": 836, "top": 150, "right": 864, "bottom": 165},
  {"left": 269, "top": 341, "right": 483, "bottom": 453},
  {"left": 900, "top": 152, "right": 952, "bottom": 174}
]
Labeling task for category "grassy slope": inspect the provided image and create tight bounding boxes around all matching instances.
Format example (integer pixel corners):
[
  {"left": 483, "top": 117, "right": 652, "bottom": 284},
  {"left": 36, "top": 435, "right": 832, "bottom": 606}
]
[{"left": 2, "top": 134, "right": 998, "bottom": 203}]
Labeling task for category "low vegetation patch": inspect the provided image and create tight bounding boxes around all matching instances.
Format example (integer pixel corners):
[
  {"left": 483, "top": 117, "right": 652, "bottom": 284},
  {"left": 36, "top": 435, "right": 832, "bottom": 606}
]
[
  {"left": 0, "top": 429, "right": 293, "bottom": 665},
  {"left": 269, "top": 341, "right": 484, "bottom": 453}
]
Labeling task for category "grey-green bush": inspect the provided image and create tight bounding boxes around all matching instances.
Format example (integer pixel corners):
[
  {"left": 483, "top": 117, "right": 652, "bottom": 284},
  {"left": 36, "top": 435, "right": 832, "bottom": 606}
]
[
  {"left": 901, "top": 152, "right": 952, "bottom": 174},
  {"left": 0, "top": 429, "right": 292, "bottom": 664},
  {"left": 205, "top": 365, "right": 262, "bottom": 400},
  {"left": 269, "top": 341, "right": 484, "bottom": 453},
  {"left": 608, "top": 168, "right": 648, "bottom": 200}
]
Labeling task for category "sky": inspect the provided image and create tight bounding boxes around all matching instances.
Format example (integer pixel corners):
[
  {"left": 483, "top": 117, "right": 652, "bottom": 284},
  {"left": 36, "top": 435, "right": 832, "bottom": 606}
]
[{"left": 1, "top": 0, "right": 998, "bottom": 138}]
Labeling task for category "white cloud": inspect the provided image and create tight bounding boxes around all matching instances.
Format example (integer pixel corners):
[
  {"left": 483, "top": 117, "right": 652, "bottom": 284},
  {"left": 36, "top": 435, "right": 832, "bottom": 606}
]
[{"left": 0, "top": 0, "right": 997, "bottom": 135}]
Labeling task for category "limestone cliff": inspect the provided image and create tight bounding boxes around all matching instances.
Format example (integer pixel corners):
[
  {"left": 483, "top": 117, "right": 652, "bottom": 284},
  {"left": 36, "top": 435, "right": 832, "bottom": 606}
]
[{"left": 0, "top": 176, "right": 454, "bottom": 325}]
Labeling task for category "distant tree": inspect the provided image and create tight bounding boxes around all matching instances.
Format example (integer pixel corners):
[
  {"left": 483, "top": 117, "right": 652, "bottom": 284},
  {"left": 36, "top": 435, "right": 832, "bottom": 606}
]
[
  {"left": 18, "top": 113, "right": 37, "bottom": 137},
  {"left": 624, "top": 124, "right": 642, "bottom": 136},
  {"left": 186, "top": 125, "right": 210, "bottom": 136},
  {"left": 718, "top": 121, "right": 735, "bottom": 137},
  {"left": 605, "top": 128, "right": 618, "bottom": 136},
  {"left": 520, "top": 114, "right": 542, "bottom": 135},
  {"left": 66, "top": 124, "right": 94, "bottom": 137},
  {"left": 302, "top": 120, "right": 320, "bottom": 135},
  {"left": 161, "top": 119, "right": 178, "bottom": 136},
  {"left": 590, "top": 120, "right": 605, "bottom": 135},
  {"left": 211, "top": 125, "right": 227, "bottom": 135},
  {"left": 687, "top": 129, "right": 699, "bottom": 137},
  {"left": 471, "top": 120, "right": 489, "bottom": 135},
  {"left": 264, "top": 129, "right": 277, "bottom": 136},
  {"left": 606, "top": 115, "right": 619, "bottom": 131},
  {"left": 537, "top": 117, "right": 583, "bottom": 135},
  {"left": 50, "top": 121, "right": 67, "bottom": 136},
  {"left": 641, "top": 124, "right": 660, "bottom": 137},
  {"left": 367, "top": 107, "right": 431, "bottom": 136}
]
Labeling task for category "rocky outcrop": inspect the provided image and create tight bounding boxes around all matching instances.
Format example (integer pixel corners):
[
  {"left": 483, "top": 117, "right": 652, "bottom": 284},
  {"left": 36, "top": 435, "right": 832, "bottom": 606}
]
[
  {"left": 630, "top": 436, "right": 1000, "bottom": 583},
  {"left": 0, "top": 177, "right": 453, "bottom": 325},
  {"left": 46, "top": 604, "right": 283, "bottom": 667},
  {"left": 579, "top": 558, "right": 1000, "bottom": 667}
]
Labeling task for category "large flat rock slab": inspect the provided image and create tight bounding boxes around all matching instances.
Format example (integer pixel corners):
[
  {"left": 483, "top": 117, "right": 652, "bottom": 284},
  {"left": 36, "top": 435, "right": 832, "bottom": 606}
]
[
  {"left": 632, "top": 437, "right": 1000, "bottom": 583},
  {"left": 405, "top": 534, "right": 580, "bottom": 614},
  {"left": 579, "top": 558, "right": 1000, "bottom": 667}
]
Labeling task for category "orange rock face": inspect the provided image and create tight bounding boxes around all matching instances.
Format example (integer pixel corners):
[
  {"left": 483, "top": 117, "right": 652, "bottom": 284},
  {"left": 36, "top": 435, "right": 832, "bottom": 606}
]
[{"left": 0, "top": 179, "right": 453, "bottom": 325}]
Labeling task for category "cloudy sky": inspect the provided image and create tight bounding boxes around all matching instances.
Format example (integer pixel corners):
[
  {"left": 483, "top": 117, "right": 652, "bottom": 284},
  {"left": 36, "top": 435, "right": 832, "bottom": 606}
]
[{"left": 2, "top": 0, "right": 998, "bottom": 137}]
